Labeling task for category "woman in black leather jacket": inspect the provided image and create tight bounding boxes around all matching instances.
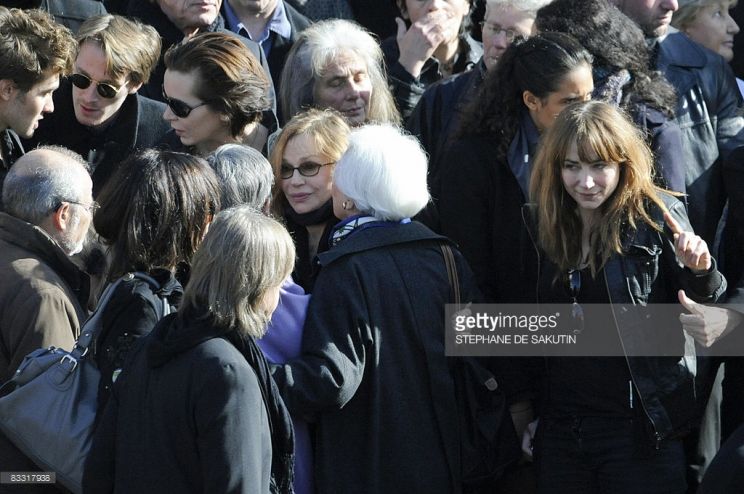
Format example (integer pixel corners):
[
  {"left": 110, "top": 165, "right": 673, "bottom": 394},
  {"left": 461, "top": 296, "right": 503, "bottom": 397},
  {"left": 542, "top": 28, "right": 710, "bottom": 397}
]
[{"left": 526, "top": 100, "right": 725, "bottom": 494}]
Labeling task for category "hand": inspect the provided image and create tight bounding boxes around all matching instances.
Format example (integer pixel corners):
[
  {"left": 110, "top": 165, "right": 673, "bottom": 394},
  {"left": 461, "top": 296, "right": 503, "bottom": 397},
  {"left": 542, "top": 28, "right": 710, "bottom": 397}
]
[
  {"left": 521, "top": 418, "right": 538, "bottom": 462},
  {"left": 395, "top": 12, "right": 453, "bottom": 78},
  {"left": 664, "top": 212, "right": 711, "bottom": 272},
  {"left": 678, "top": 290, "right": 742, "bottom": 347}
]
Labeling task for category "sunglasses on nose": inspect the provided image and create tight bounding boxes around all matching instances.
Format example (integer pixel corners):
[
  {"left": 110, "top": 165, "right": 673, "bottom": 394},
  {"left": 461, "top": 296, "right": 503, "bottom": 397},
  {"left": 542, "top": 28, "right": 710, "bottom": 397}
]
[
  {"left": 280, "top": 161, "right": 335, "bottom": 179},
  {"left": 162, "top": 85, "right": 208, "bottom": 118},
  {"left": 70, "top": 73, "right": 125, "bottom": 99}
]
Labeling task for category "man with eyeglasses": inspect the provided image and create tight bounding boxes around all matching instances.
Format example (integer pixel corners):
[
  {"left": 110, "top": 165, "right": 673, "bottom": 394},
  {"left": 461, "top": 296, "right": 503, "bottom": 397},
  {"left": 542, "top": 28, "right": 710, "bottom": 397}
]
[
  {"left": 407, "top": 0, "right": 547, "bottom": 229},
  {"left": 0, "top": 146, "right": 92, "bottom": 490},
  {"left": 0, "top": 8, "right": 76, "bottom": 210},
  {"left": 24, "top": 15, "right": 171, "bottom": 197}
]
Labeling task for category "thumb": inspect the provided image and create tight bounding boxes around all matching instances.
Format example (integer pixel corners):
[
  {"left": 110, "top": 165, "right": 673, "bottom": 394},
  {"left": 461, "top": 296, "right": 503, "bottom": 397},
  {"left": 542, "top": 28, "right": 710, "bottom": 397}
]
[
  {"left": 395, "top": 17, "right": 407, "bottom": 41},
  {"left": 678, "top": 289, "right": 703, "bottom": 315}
]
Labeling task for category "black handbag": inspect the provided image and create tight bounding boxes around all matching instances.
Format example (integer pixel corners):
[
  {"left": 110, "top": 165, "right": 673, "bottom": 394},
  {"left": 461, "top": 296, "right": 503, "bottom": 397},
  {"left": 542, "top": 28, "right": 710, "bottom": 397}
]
[{"left": 0, "top": 272, "right": 167, "bottom": 493}]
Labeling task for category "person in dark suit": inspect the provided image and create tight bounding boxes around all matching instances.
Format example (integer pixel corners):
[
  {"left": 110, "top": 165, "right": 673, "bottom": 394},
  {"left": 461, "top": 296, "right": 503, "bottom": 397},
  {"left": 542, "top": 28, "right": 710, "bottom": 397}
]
[
  {"left": 24, "top": 15, "right": 170, "bottom": 197},
  {"left": 221, "top": 0, "right": 310, "bottom": 102},
  {"left": 4, "top": 0, "right": 107, "bottom": 33}
]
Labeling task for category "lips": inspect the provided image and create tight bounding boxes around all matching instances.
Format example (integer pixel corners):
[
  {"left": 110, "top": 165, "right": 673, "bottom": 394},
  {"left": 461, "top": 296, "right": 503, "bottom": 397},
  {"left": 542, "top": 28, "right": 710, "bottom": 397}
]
[{"left": 289, "top": 193, "right": 311, "bottom": 202}]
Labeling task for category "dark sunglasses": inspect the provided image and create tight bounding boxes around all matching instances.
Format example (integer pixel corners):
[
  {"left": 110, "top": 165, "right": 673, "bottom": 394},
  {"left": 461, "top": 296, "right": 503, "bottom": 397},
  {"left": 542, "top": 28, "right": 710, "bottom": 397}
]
[
  {"left": 70, "top": 73, "right": 124, "bottom": 99},
  {"left": 162, "top": 85, "right": 207, "bottom": 118},
  {"left": 280, "top": 161, "right": 335, "bottom": 180}
]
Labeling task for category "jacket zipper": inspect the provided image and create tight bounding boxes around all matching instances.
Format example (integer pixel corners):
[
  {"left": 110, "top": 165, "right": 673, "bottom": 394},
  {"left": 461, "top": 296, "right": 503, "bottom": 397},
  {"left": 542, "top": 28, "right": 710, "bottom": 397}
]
[{"left": 603, "top": 272, "right": 662, "bottom": 450}]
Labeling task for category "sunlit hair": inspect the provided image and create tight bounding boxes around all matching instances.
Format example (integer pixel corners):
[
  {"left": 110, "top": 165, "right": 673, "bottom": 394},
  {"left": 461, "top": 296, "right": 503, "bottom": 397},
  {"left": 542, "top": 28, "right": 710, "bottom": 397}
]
[
  {"left": 181, "top": 206, "right": 295, "bottom": 337},
  {"left": 164, "top": 32, "right": 271, "bottom": 137},
  {"left": 0, "top": 9, "right": 75, "bottom": 91},
  {"left": 280, "top": 19, "right": 400, "bottom": 125},
  {"left": 270, "top": 108, "right": 351, "bottom": 216},
  {"left": 529, "top": 100, "right": 668, "bottom": 275},
  {"left": 76, "top": 15, "right": 162, "bottom": 86},
  {"left": 672, "top": 0, "right": 738, "bottom": 31},
  {"left": 486, "top": 0, "right": 551, "bottom": 17},
  {"left": 334, "top": 124, "right": 430, "bottom": 221},
  {"left": 208, "top": 144, "right": 273, "bottom": 211},
  {"left": 94, "top": 149, "right": 221, "bottom": 281}
]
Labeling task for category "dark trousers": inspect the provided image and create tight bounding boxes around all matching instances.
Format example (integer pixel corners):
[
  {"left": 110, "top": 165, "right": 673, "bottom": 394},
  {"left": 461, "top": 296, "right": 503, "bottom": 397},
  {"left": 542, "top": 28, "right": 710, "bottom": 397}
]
[{"left": 535, "top": 416, "right": 687, "bottom": 494}]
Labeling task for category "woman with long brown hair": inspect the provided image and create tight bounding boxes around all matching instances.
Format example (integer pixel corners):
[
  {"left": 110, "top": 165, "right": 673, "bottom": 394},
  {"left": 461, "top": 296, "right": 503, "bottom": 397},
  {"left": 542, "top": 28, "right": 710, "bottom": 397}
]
[{"left": 527, "top": 100, "right": 725, "bottom": 493}]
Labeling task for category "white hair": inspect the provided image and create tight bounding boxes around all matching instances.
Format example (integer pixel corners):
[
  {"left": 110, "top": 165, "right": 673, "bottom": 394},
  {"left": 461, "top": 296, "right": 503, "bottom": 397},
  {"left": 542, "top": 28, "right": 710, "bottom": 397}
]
[
  {"left": 334, "top": 124, "right": 429, "bottom": 221},
  {"left": 486, "top": 0, "right": 552, "bottom": 16}
]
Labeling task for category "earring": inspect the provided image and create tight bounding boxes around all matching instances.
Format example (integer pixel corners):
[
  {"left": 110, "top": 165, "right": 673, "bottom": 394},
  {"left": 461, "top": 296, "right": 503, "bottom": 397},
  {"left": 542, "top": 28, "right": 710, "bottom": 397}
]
[{"left": 342, "top": 200, "right": 354, "bottom": 210}]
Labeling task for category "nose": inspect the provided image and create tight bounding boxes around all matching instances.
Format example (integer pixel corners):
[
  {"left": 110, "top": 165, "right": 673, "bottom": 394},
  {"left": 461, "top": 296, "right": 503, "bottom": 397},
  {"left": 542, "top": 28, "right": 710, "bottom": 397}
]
[
  {"left": 288, "top": 169, "right": 305, "bottom": 185},
  {"left": 580, "top": 171, "right": 595, "bottom": 189},
  {"left": 163, "top": 106, "right": 175, "bottom": 122},
  {"left": 492, "top": 30, "right": 509, "bottom": 48},
  {"left": 346, "top": 81, "right": 362, "bottom": 100},
  {"left": 429, "top": 0, "right": 446, "bottom": 12},
  {"left": 43, "top": 93, "right": 54, "bottom": 114},
  {"left": 727, "top": 13, "right": 740, "bottom": 34},
  {"left": 662, "top": 0, "right": 679, "bottom": 12}
]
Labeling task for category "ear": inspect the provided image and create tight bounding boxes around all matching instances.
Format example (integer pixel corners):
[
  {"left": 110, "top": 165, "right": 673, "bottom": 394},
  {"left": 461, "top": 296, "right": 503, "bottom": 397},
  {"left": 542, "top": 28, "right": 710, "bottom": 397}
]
[
  {"left": 523, "top": 90, "right": 541, "bottom": 111},
  {"left": 0, "top": 79, "right": 17, "bottom": 102},
  {"left": 127, "top": 81, "right": 143, "bottom": 95},
  {"left": 219, "top": 114, "right": 230, "bottom": 123},
  {"left": 51, "top": 202, "right": 74, "bottom": 232}
]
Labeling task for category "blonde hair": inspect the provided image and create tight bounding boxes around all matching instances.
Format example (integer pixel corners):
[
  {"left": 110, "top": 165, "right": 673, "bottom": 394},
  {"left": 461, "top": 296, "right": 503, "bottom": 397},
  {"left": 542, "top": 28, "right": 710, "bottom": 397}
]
[
  {"left": 181, "top": 206, "right": 295, "bottom": 337},
  {"left": 76, "top": 15, "right": 161, "bottom": 86},
  {"left": 529, "top": 100, "right": 668, "bottom": 275},
  {"left": 270, "top": 108, "right": 351, "bottom": 216},
  {"left": 672, "top": 0, "right": 738, "bottom": 31},
  {"left": 280, "top": 19, "right": 401, "bottom": 125}
]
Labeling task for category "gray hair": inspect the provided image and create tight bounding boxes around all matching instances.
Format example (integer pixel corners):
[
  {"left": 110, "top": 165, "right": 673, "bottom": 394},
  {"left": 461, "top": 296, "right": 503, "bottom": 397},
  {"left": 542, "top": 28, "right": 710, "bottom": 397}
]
[
  {"left": 181, "top": 206, "right": 295, "bottom": 337},
  {"left": 334, "top": 124, "right": 429, "bottom": 221},
  {"left": 672, "top": 0, "right": 738, "bottom": 30},
  {"left": 3, "top": 146, "right": 89, "bottom": 225},
  {"left": 207, "top": 144, "right": 274, "bottom": 211},
  {"left": 280, "top": 19, "right": 401, "bottom": 125},
  {"left": 486, "top": 0, "right": 552, "bottom": 16}
]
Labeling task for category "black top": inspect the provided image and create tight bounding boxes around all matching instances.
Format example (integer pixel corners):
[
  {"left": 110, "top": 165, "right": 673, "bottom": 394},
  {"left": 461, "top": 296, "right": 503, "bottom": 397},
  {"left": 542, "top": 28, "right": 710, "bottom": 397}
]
[{"left": 541, "top": 266, "right": 633, "bottom": 418}]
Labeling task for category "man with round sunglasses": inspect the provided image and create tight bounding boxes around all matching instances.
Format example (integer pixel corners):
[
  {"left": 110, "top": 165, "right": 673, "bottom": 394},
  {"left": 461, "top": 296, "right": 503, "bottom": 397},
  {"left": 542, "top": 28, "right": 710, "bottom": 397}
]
[
  {"left": 24, "top": 15, "right": 171, "bottom": 196},
  {"left": 0, "top": 8, "right": 76, "bottom": 210}
]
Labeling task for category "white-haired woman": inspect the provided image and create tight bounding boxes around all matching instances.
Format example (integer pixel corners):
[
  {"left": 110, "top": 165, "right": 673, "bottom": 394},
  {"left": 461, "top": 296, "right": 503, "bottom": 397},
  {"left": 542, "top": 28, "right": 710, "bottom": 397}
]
[
  {"left": 271, "top": 124, "right": 517, "bottom": 493},
  {"left": 280, "top": 19, "right": 401, "bottom": 126},
  {"left": 84, "top": 207, "right": 296, "bottom": 494}
]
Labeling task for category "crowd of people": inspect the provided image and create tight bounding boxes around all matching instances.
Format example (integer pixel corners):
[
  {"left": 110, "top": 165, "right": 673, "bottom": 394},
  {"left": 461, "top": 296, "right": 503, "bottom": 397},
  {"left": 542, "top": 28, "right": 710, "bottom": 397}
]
[{"left": 2, "top": 0, "right": 744, "bottom": 493}]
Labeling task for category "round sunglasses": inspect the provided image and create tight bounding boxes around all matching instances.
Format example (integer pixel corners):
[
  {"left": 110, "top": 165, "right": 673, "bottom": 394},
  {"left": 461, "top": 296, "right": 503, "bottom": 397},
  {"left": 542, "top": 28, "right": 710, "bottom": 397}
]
[{"left": 70, "top": 73, "right": 125, "bottom": 99}]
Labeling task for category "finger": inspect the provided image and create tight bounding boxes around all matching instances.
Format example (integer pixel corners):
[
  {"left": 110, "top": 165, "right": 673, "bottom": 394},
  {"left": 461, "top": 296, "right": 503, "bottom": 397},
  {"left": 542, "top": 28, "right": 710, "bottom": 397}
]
[
  {"left": 675, "top": 232, "right": 692, "bottom": 254},
  {"left": 679, "top": 313, "right": 705, "bottom": 327},
  {"left": 678, "top": 289, "right": 704, "bottom": 316},
  {"left": 664, "top": 211, "right": 683, "bottom": 235},
  {"left": 395, "top": 17, "right": 407, "bottom": 41}
]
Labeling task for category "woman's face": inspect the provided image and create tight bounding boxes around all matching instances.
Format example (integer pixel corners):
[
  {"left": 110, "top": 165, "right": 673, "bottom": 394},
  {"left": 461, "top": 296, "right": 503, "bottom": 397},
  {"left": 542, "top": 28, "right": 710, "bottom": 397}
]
[
  {"left": 561, "top": 139, "right": 621, "bottom": 213},
  {"left": 162, "top": 69, "right": 232, "bottom": 154},
  {"left": 313, "top": 51, "right": 372, "bottom": 126},
  {"left": 525, "top": 64, "right": 594, "bottom": 133},
  {"left": 683, "top": 3, "right": 739, "bottom": 62},
  {"left": 280, "top": 133, "right": 335, "bottom": 215}
]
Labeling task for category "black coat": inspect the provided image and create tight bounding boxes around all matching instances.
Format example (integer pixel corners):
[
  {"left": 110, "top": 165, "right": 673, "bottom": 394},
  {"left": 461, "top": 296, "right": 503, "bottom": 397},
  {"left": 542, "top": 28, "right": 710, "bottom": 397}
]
[
  {"left": 7, "top": 0, "right": 107, "bottom": 33},
  {"left": 24, "top": 80, "right": 170, "bottom": 196},
  {"left": 0, "top": 129, "right": 24, "bottom": 211},
  {"left": 83, "top": 313, "right": 273, "bottom": 493},
  {"left": 272, "top": 221, "right": 478, "bottom": 494}
]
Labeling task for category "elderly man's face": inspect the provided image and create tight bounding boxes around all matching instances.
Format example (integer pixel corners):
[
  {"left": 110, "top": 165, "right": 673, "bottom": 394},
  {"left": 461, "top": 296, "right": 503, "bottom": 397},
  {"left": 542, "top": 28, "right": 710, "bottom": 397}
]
[
  {"left": 611, "top": 0, "right": 679, "bottom": 37},
  {"left": 157, "top": 0, "right": 221, "bottom": 34},
  {"left": 482, "top": 5, "right": 535, "bottom": 70}
]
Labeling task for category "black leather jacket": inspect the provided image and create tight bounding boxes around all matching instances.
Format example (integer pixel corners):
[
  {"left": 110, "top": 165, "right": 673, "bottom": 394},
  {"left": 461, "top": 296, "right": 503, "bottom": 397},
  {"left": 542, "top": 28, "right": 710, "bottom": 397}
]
[{"left": 524, "top": 194, "right": 726, "bottom": 444}]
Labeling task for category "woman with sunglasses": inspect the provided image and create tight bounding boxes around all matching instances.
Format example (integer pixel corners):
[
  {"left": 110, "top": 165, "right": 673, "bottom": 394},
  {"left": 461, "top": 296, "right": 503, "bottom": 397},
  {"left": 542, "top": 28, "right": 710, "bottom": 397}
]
[
  {"left": 160, "top": 32, "right": 272, "bottom": 156},
  {"left": 525, "top": 100, "right": 725, "bottom": 493},
  {"left": 23, "top": 14, "right": 170, "bottom": 197},
  {"left": 270, "top": 109, "right": 351, "bottom": 292}
]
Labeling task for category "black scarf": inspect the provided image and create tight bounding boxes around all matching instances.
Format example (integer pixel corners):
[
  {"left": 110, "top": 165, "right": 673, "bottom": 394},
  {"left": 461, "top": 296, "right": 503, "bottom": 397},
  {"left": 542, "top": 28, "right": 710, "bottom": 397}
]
[{"left": 284, "top": 198, "right": 334, "bottom": 227}]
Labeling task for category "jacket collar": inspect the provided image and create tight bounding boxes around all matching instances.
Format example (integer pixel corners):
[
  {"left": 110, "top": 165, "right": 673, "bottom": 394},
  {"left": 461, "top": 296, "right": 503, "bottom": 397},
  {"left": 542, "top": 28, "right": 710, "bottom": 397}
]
[
  {"left": 655, "top": 29, "right": 707, "bottom": 70},
  {"left": 318, "top": 221, "right": 448, "bottom": 266}
]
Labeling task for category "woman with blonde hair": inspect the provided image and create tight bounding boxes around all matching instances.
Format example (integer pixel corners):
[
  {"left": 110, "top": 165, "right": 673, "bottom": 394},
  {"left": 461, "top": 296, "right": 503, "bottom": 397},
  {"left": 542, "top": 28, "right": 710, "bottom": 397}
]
[
  {"left": 280, "top": 19, "right": 400, "bottom": 126},
  {"left": 271, "top": 108, "right": 351, "bottom": 291},
  {"left": 84, "top": 206, "right": 296, "bottom": 493},
  {"left": 526, "top": 100, "right": 726, "bottom": 493}
]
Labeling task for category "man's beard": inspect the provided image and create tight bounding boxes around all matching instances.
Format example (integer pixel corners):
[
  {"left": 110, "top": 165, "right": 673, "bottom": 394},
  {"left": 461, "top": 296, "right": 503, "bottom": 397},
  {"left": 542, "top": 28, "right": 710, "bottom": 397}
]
[{"left": 56, "top": 212, "right": 85, "bottom": 256}]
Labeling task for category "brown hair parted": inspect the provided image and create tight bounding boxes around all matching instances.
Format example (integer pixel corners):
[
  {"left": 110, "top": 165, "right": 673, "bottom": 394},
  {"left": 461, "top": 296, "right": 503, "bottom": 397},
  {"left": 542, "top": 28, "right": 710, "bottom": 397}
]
[
  {"left": 164, "top": 32, "right": 271, "bottom": 137},
  {"left": 181, "top": 206, "right": 295, "bottom": 337},
  {"left": 529, "top": 100, "right": 669, "bottom": 275},
  {"left": 76, "top": 15, "right": 162, "bottom": 87},
  {"left": 270, "top": 108, "right": 351, "bottom": 216},
  {"left": 94, "top": 149, "right": 221, "bottom": 281},
  {"left": 0, "top": 9, "right": 76, "bottom": 91}
]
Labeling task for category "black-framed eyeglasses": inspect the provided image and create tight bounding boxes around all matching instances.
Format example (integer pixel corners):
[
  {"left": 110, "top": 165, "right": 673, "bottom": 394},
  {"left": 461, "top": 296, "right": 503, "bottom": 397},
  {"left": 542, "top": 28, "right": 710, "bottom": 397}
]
[
  {"left": 280, "top": 161, "right": 335, "bottom": 180},
  {"left": 70, "top": 73, "right": 126, "bottom": 99},
  {"left": 162, "top": 85, "right": 208, "bottom": 118},
  {"left": 480, "top": 22, "right": 518, "bottom": 43},
  {"left": 567, "top": 269, "right": 585, "bottom": 335},
  {"left": 56, "top": 200, "right": 100, "bottom": 214}
]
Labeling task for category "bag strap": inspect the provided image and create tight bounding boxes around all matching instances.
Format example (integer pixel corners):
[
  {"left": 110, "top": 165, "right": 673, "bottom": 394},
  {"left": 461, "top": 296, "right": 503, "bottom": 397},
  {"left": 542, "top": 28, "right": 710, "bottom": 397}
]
[{"left": 440, "top": 244, "right": 460, "bottom": 306}]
